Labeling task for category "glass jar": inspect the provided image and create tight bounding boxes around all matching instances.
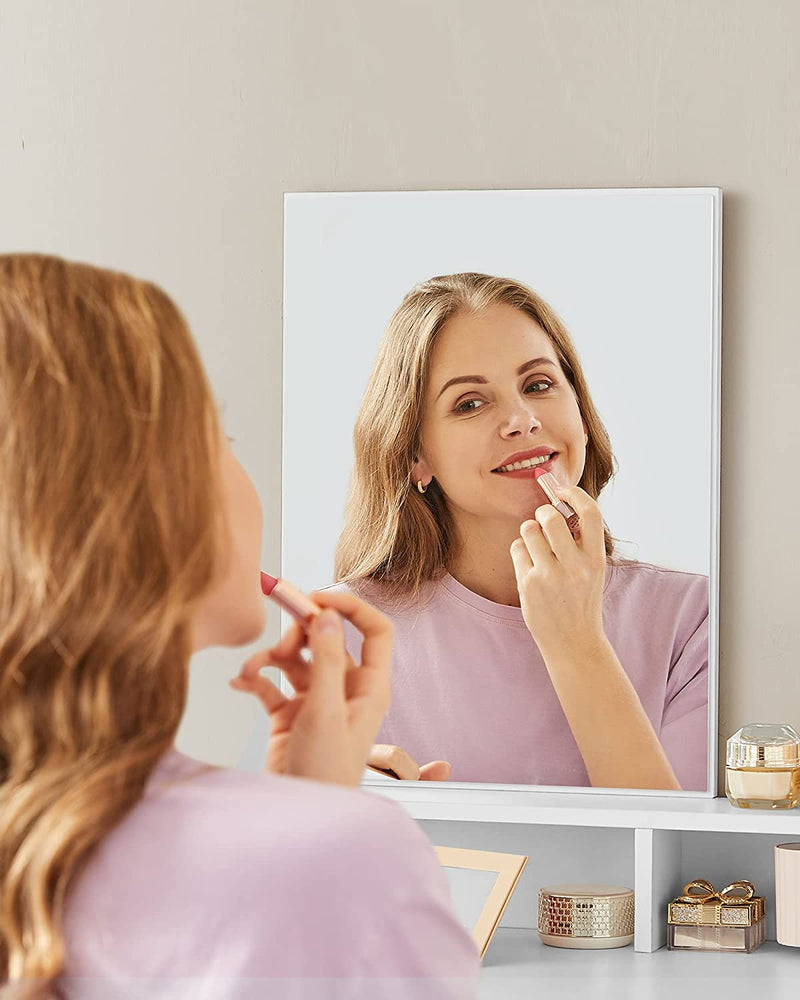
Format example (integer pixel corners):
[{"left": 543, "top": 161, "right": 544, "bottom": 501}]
[
  {"left": 667, "top": 920, "right": 766, "bottom": 953},
  {"left": 725, "top": 724, "right": 800, "bottom": 809},
  {"left": 667, "top": 878, "right": 767, "bottom": 953}
]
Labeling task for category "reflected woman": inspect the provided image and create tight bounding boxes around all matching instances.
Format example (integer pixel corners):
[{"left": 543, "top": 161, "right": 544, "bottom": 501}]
[{"left": 331, "top": 273, "right": 709, "bottom": 790}]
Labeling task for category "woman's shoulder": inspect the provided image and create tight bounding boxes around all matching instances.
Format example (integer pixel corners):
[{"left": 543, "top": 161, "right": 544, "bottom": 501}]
[
  {"left": 321, "top": 577, "right": 434, "bottom": 619},
  {"left": 607, "top": 559, "right": 709, "bottom": 612},
  {"left": 609, "top": 558, "right": 708, "bottom": 583},
  {"left": 150, "top": 754, "right": 460, "bottom": 934},
  {"left": 83, "top": 750, "right": 446, "bottom": 923},
  {"left": 147, "top": 748, "right": 414, "bottom": 840},
  {"left": 65, "top": 751, "right": 477, "bottom": 982}
]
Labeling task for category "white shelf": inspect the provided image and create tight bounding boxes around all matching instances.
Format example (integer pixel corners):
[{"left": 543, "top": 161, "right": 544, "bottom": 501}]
[
  {"left": 371, "top": 785, "right": 800, "bottom": 834},
  {"left": 365, "top": 784, "right": 800, "bottom": 957},
  {"left": 480, "top": 932, "right": 799, "bottom": 999}
]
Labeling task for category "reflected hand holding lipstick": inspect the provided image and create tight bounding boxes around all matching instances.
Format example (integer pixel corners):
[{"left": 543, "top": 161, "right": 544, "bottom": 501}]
[{"left": 534, "top": 468, "right": 581, "bottom": 540}]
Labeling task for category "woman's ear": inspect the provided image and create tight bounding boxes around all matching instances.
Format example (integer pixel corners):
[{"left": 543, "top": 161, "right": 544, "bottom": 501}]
[{"left": 411, "top": 456, "right": 433, "bottom": 491}]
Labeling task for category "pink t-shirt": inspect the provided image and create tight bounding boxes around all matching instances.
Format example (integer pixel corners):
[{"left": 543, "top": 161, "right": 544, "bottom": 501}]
[
  {"left": 329, "top": 561, "right": 709, "bottom": 790},
  {"left": 58, "top": 748, "right": 480, "bottom": 999}
]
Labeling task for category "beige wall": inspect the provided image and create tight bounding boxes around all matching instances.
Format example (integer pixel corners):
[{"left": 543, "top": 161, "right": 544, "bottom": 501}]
[{"left": 2, "top": 1, "right": 798, "bottom": 787}]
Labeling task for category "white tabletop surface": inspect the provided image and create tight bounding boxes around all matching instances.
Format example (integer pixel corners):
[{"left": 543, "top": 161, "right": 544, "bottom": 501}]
[{"left": 480, "top": 930, "right": 799, "bottom": 1000}]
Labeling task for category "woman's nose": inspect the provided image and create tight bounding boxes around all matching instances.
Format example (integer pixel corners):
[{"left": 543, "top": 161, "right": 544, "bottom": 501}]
[{"left": 500, "top": 400, "right": 542, "bottom": 436}]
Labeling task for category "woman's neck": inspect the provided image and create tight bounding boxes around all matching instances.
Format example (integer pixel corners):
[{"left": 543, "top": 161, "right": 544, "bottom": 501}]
[{"left": 447, "top": 515, "right": 523, "bottom": 607}]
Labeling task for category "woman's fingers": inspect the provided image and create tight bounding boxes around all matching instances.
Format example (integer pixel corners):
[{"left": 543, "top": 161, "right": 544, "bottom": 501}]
[
  {"left": 237, "top": 620, "right": 304, "bottom": 683},
  {"left": 230, "top": 671, "right": 289, "bottom": 716},
  {"left": 311, "top": 590, "right": 394, "bottom": 658},
  {"left": 236, "top": 631, "right": 311, "bottom": 693},
  {"left": 419, "top": 760, "right": 452, "bottom": 781},
  {"left": 533, "top": 503, "right": 575, "bottom": 563},
  {"left": 304, "top": 608, "right": 348, "bottom": 704},
  {"left": 236, "top": 647, "right": 274, "bottom": 685},
  {"left": 520, "top": 515, "right": 559, "bottom": 566},
  {"left": 510, "top": 535, "right": 533, "bottom": 579},
  {"left": 368, "top": 743, "right": 421, "bottom": 780},
  {"left": 552, "top": 485, "right": 605, "bottom": 561},
  {"left": 310, "top": 590, "right": 393, "bottom": 697}
]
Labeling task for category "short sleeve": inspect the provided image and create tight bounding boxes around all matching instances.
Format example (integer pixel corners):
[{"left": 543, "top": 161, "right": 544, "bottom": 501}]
[{"left": 659, "top": 611, "right": 710, "bottom": 792}]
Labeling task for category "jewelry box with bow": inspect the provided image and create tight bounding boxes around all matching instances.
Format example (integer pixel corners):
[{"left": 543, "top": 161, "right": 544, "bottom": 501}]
[{"left": 667, "top": 879, "right": 766, "bottom": 952}]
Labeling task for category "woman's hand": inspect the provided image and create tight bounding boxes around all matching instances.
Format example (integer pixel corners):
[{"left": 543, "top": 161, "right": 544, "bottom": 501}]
[
  {"left": 368, "top": 744, "right": 452, "bottom": 781},
  {"left": 510, "top": 485, "right": 681, "bottom": 790},
  {"left": 510, "top": 484, "right": 607, "bottom": 656},
  {"left": 229, "top": 590, "right": 392, "bottom": 788}
]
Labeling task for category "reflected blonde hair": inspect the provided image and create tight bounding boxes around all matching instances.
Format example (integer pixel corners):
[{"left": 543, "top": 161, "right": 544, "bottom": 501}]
[
  {"left": 0, "top": 255, "right": 226, "bottom": 997},
  {"left": 335, "top": 273, "right": 618, "bottom": 607}
]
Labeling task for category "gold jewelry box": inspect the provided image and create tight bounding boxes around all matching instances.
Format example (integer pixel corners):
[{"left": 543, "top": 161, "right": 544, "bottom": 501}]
[
  {"left": 667, "top": 878, "right": 766, "bottom": 952},
  {"left": 538, "top": 884, "right": 635, "bottom": 949}
]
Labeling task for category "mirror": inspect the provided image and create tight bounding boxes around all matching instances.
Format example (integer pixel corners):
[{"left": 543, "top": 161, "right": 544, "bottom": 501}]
[
  {"left": 282, "top": 188, "right": 720, "bottom": 796},
  {"left": 434, "top": 847, "right": 528, "bottom": 960}
]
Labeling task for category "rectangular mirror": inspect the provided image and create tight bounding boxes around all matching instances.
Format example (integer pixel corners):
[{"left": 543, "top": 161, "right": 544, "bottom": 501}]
[{"left": 282, "top": 188, "right": 721, "bottom": 797}]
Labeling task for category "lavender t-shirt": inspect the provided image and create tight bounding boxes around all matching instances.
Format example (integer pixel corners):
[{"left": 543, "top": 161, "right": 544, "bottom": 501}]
[
  {"left": 330, "top": 561, "right": 709, "bottom": 790},
  {"left": 58, "top": 748, "right": 480, "bottom": 999}
]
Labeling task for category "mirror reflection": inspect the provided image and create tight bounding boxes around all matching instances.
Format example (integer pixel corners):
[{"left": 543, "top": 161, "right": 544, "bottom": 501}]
[
  {"left": 283, "top": 190, "right": 719, "bottom": 792},
  {"left": 329, "top": 274, "right": 708, "bottom": 790}
]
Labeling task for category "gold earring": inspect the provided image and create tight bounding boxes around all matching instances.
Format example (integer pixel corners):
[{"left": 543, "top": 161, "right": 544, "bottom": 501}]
[
  {"left": 584, "top": 433, "right": 589, "bottom": 445},
  {"left": 417, "top": 480, "right": 427, "bottom": 494}
]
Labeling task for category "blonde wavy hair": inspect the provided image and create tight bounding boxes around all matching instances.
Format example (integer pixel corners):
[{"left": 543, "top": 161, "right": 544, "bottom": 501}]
[
  {"left": 0, "top": 255, "right": 226, "bottom": 997},
  {"left": 335, "top": 272, "right": 619, "bottom": 607}
]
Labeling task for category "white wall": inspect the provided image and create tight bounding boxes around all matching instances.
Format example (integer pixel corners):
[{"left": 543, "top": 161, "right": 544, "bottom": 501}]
[{"left": 2, "top": 0, "right": 799, "bottom": 790}]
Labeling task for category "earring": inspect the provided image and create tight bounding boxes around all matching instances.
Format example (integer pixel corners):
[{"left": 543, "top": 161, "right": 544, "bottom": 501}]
[
  {"left": 584, "top": 433, "right": 589, "bottom": 445},
  {"left": 417, "top": 480, "right": 428, "bottom": 494}
]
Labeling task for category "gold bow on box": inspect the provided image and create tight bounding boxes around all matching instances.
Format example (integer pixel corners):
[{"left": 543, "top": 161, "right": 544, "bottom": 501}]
[{"left": 667, "top": 879, "right": 766, "bottom": 928}]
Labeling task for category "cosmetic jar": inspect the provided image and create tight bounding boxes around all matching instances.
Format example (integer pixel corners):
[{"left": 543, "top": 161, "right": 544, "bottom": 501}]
[
  {"left": 775, "top": 843, "right": 800, "bottom": 946},
  {"left": 725, "top": 724, "right": 800, "bottom": 809},
  {"left": 537, "top": 884, "right": 634, "bottom": 949},
  {"left": 667, "top": 879, "right": 765, "bottom": 953}
]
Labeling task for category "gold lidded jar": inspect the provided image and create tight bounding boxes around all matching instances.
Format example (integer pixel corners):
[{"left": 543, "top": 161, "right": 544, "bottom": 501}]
[
  {"left": 537, "top": 884, "right": 634, "bottom": 949},
  {"left": 667, "top": 878, "right": 766, "bottom": 953},
  {"left": 725, "top": 724, "right": 800, "bottom": 809}
]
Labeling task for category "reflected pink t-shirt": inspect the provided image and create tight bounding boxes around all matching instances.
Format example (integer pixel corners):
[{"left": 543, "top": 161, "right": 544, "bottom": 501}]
[
  {"left": 58, "top": 748, "right": 481, "bottom": 999},
  {"left": 329, "top": 561, "right": 709, "bottom": 790}
]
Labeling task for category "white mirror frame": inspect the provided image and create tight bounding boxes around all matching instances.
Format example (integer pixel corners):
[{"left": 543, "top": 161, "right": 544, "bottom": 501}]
[{"left": 281, "top": 187, "right": 722, "bottom": 801}]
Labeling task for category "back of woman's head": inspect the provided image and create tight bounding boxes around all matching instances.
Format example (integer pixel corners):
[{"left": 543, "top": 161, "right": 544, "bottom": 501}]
[
  {"left": 0, "top": 255, "right": 225, "bottom": 994},
  {"left": 335, "top": 272, "right": 616, "bottom": 606}
]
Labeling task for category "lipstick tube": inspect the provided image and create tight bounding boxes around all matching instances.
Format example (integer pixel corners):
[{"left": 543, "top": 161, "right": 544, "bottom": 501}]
[
  {"left": 535, "top": 471, "right": 581, "bottom": 539},
  {"left": 260, "top": 571, "right": 321, "bottom": 626}
]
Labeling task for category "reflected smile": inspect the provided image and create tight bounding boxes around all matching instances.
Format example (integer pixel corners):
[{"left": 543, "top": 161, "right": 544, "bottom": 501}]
[{"left": 493, "top": 452, "right": 555, "bottom": 474}]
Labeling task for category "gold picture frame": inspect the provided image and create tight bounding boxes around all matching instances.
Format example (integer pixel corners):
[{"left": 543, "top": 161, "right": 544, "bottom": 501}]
[{"left": 434, "top": 846, "right": 528, "bottom": 960}]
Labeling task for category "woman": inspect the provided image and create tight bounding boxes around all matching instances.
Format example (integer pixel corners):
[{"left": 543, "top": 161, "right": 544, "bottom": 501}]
[
  {"left": 333, "top": 273, "right": 709, "bottom": 790},
  {"left": 0, "top": 255, "right": 480, "bottom": 998}
]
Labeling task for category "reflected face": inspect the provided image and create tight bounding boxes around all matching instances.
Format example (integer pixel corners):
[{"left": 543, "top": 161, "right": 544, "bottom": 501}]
[
  {"left": 190, "top": 433, "right": 266, "bottom": 651},
  {"left": 417, "top": 304, "right": 587, "bottom": 525}
]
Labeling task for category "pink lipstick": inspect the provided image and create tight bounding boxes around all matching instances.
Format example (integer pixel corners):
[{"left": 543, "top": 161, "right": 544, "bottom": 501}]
[
  {"left": 534, "top": 469, "right": 581, "bottom": 539},
  {"left": 260, "top": 571, "right": 321, "bottom": 626}
]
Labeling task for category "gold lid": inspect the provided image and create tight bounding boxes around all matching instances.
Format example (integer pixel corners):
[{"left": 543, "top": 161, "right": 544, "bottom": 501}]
[
  {"left": 667, "top": 879, "right": 765, "bottom": 927},
  {"left": 538, "top": 885, "right": 634, "bottom": 939},
  {"left": 726, "top": 724, "right": 800, "bottom": 769}
]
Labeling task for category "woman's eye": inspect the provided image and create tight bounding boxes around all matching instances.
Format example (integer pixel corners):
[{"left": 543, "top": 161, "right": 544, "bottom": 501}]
[
  {"left": 454, "top": 398, "right": 484, "bottom": 413},
  {"left": 454, "top": 380, "right": 554, "bottom": 413}
]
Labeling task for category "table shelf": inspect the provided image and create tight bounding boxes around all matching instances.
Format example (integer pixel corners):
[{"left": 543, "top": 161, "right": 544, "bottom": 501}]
[
  {"left": 480, "top": 931, "right": 799, "bottom": 999},
  {"left": 367, "top": 785, "right": 800, "bottom": 955}
]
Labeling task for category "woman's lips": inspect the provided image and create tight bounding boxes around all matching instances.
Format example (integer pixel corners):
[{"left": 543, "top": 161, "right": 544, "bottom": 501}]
[{"left": 492, "top": 455, "right": 557, "bottom": 479}]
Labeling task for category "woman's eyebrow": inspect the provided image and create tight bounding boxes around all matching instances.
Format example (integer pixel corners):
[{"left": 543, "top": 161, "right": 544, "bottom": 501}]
[{"left": 436, "top": 357, "right": 557, "bottom": 400}]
